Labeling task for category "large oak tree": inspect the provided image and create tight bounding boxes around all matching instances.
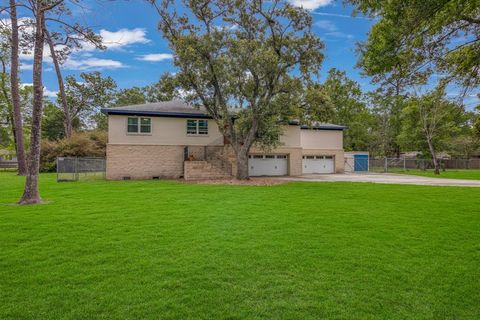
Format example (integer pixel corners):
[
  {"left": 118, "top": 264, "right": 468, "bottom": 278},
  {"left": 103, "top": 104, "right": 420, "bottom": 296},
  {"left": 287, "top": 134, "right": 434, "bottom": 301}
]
[{"left": 150, "top": 0, "right": 326, "bottom": 179}]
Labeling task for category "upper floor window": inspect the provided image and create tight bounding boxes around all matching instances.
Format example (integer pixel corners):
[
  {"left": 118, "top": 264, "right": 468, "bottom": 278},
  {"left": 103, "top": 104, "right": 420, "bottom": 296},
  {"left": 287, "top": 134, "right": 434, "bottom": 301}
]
[
  {"left": 187, "top": 119, "right": 208, "bottom": 135},
  {"left": 127, "top": 117, "right": 151, "bottom": 134}
]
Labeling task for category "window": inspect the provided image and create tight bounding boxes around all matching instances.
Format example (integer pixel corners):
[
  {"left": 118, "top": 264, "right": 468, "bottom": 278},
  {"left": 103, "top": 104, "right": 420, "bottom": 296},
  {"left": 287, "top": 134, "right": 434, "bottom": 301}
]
[
  {"left": 198, "top": 120, "right": 208, "bottom": 135},
  {"left": 187, "top": 119, "right": 209, "bottom": 135},
  {"left": 276, "top": 155, "right": 287, "bottom": 159},
  {"left": 127, "top": 117, "right": 138, "bottom": 133},
  {"left": 127, "top": 117, "right": 151, "bottom": 134},
  {"left": 265, "top": 155, "right": 275, "bottom": 159},
  {"left": 253, "top": 155, "right": 264, "bottom": 159},
  {"left": 187, "top": 120, "right": 197, "bottom": 135},
  {"left": 140, "top": 118, "right": 151, "bottom": 133}
]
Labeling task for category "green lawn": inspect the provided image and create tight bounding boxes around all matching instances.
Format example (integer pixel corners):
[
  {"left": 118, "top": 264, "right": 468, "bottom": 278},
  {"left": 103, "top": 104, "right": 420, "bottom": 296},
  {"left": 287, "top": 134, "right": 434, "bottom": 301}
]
[
  {"left": 395, "top": 169, "right": 480, "bottom": 180},
  {"left": 1, "top": 173, "right": 479, "bottom": 319}
]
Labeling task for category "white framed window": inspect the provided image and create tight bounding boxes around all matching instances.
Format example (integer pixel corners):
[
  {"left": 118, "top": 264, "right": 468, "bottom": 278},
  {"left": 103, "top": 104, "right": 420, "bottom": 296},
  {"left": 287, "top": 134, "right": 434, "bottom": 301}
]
[
  {"left": 127, "top": 117, "right": 151, "bottom": 134},
  {"left": 187, "top": 119, "right": 209, "bottom": 135}
]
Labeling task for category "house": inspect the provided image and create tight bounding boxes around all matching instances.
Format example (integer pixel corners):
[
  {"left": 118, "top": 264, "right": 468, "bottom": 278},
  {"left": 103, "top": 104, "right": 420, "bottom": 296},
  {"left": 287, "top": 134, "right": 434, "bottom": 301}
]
[{"left": 101, "top": 100, "right": 345, "bottom": 180}]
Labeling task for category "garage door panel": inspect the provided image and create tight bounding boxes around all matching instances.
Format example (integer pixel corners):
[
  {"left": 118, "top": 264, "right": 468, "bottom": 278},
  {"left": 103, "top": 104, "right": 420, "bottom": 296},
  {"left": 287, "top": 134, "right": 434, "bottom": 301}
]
[
  {"left": 249, "top": 155, "right": 288, "bottom": 176},
  {"left": 302, "top": 155, "right": 335, "bottom": 174}
]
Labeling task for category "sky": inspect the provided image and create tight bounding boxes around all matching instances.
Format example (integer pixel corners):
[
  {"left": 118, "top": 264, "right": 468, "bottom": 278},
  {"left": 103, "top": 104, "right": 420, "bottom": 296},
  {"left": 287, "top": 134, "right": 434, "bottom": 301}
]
[{"left": 12, "top": 0, "right": 479, "bottom": 109}]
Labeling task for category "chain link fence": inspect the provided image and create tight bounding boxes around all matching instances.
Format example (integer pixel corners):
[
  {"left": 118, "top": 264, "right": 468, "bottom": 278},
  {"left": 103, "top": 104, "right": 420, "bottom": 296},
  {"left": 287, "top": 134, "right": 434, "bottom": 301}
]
[
  {"left": 369, "top": 158, "right": 480, "bottom": 173},
  {"left": 57, "top": 157, "right": 106, "bottom": 182}
]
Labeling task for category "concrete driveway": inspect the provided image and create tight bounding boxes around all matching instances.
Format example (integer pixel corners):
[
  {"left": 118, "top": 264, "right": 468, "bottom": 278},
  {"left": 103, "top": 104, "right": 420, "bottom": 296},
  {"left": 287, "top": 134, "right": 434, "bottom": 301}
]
[{"left": 283, "top": 172, "right": 480, "bottom": 187}]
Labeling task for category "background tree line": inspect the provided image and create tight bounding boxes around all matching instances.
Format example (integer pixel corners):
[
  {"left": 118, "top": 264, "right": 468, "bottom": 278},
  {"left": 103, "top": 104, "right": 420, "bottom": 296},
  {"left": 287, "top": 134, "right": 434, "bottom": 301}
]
[{"left": 2, "top": 66, "right": 478, "bottom": 167}]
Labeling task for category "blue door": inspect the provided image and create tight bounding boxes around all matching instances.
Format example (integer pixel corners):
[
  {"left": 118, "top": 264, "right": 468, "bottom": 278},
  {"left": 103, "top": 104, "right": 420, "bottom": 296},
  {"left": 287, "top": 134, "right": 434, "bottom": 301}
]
[{"left": 354, "top": 154, "right": 369, "bottom": 171}]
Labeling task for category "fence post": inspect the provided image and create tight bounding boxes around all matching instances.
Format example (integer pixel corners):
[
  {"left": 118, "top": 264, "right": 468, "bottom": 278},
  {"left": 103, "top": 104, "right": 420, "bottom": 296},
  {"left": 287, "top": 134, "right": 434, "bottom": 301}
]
[
  {"left": 403, "top": 157, "right": 406, "bottom": 172},
  {"left": 74, "top": 157, "right": 79, "bottom": 181},
  {"left": 384, "top": 157, "right": 387, "bottom": 173}
]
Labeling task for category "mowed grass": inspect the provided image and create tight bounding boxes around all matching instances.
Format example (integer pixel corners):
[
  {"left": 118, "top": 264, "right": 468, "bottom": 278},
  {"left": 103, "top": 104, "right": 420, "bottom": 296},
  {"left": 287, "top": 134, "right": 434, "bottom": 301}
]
[
  {"left": 397, "top": 169, "right": 480, "bottom": 180},
  {"left": 1, "top": 173, "right": 479, "bottom": 319}
]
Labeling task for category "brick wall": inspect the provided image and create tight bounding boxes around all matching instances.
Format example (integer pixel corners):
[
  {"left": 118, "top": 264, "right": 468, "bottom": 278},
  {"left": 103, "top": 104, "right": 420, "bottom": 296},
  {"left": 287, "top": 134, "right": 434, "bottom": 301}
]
[
  {"left": 184, "top": 161, "right": 231, "bottom": 180},
  {"left": 106, "top": 144, "right": 184, "bottom": 180}
]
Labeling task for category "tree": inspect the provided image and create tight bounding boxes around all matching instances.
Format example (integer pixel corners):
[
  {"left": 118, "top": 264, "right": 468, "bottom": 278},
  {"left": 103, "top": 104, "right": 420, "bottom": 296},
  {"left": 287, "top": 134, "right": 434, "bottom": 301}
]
[
  {"left": 144, "top": 73, "right": 182, "bottom": 102},
  {"left": 347, "top": 0, "right": 480, "bottom": 97},
  {"left": 44, "top": 15, "right": 103, "bottom": 138},
  {"left": 18, "top": 0, "right": 49, "bottom": 204},
  {"left": 115, "top": 87, "right": 146, "bottom": 106},
  {"left": 151, "top": 0, "right": 325, "bottom": 179},
  {"left": 398, "top": 86, "right": 465, "bottom": 174},
  {"left": 323, "top": 68, "right": 374, "bottom": 151},
  {"left": 41, "top": 101, "right": 80, "bottom": 140},
  {"left": 8, "top": 0, "right": 27, "bottom": 175},
  {"left": 64, "top": 71, "right": 117, "bottom": 129},
  {"left": 0, "top": 26, "right": 15, "bottom": 151}
]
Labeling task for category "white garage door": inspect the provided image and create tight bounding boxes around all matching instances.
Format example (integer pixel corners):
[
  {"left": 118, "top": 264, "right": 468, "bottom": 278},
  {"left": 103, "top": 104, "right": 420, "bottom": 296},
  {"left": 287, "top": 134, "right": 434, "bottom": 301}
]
[
  {"left": 302, "top": 155, "right": 335, "bottom": 174},
  {"left": 249, "top": 155, "right": 288, "bottom": 176}
]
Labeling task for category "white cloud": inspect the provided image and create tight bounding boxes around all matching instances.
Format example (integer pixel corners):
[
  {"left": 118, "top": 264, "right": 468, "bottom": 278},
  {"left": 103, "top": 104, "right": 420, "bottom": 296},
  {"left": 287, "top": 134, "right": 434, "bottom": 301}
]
[
  {"left": 312, "top": 12, "right": 372, "bottom": 20},
  {"left": 325, "top": 31, "right": 354, "bottom": 39},
  {"left": 289, "top": 0, "right": 333, "bottom": 10},
  {"left": 99, "top": 28, "right": 150, "bottom": 50},
  {"left": 20, "top": 83, "right": 57, "bottom": 98},
  {"left": 63, "top": 57, "right": 125, "bottom": 70},
  {"left": 315, "top": 20, "right": 337, "bottom": 31},
  {"left": 19, "top": 63, "right": 33, "bottom": 71},
  {"left": 43, "top": 88, "right": 58, "bottom": 98},
  {"left": 136, "top": 53, "right": 173, "bottom": 62},
  {"left": 315, "top": 19, "right": 354, "bottom": 39}
]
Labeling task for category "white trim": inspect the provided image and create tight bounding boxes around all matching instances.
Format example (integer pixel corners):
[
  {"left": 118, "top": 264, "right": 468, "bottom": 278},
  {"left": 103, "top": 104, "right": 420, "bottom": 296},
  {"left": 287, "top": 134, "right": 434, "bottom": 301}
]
[
  {"left": 185, "top": 119, "right": 209, "bottom": 137},
  {"left": 126, "top": 116, "right": 153, "bottom": 136}
]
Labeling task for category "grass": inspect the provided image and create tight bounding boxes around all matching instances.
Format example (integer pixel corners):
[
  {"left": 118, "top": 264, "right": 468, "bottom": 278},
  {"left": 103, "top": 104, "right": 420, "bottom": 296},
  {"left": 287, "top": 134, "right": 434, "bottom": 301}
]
[
  {"left": 1, "top": 173, "right": 480, "bottom": 319},
  {"left": 383, "top": 168, "right": 480, "bottom": 180}
]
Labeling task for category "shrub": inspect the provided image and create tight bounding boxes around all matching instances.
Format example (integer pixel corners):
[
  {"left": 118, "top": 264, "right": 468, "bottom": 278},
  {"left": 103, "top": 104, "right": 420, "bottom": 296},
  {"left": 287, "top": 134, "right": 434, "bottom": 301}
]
[{"left": 40, "top": 131, "right": 107, "bottom": 172}]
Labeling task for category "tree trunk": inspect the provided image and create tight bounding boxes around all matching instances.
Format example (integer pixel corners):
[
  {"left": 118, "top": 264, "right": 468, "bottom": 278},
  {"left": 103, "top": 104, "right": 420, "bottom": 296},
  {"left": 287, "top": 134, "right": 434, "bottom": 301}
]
[
  {"left": 19, "top": 7, "right": 45, "bottom": 205},
  {"left": 235, "top": 148, "right": 250, "bottom": 180},
  {"left": 45, "top": 29, "right": 72, "bottom": 138},
  {"left": 426, "top": 136, "right": 440, "bottom": 175},
  {"left": 9, "top": 0, "right": 27, "bottom": 176},
  {"left": 0, "top": 62, "right": 17, "bottom": 151}
]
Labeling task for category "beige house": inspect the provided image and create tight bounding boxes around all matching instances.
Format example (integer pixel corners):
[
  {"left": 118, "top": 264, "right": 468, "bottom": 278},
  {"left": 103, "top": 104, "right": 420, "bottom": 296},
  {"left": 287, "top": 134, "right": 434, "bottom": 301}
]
[{"left": 102, "top": 100, "right": 345, "bottom": 180}]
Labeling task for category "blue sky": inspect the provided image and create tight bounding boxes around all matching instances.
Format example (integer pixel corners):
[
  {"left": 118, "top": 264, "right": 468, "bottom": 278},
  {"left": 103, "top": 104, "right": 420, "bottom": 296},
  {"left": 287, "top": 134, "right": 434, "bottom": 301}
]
[{"left": 14, "top": 0, "right": 478, "bottom": 109}]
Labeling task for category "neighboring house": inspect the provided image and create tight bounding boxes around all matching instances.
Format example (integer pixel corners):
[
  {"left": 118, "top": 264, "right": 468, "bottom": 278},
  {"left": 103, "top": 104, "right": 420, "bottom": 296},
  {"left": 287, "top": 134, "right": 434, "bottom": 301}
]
[{"left": 101, "top": 100, "right": 345, "bottom": 180}]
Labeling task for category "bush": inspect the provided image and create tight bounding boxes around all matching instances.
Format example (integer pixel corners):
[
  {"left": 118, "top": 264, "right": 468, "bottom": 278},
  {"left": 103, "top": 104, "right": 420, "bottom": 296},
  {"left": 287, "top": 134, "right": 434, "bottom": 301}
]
[{"left": 40, "top": 131, "right": 107, "bottom": 172}]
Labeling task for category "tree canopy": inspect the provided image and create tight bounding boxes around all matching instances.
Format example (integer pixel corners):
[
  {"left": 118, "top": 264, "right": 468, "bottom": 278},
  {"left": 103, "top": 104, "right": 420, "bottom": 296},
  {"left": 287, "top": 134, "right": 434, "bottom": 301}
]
[{"left": 347, "top": 0, "right": 480, "bottom": 97}]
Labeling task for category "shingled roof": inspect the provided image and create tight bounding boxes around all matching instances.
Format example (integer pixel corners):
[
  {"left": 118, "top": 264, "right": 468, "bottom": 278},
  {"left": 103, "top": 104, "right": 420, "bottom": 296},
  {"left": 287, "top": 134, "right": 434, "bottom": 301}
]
[
  {"left": 101, "top": 100, "right": 345, "bottom": 130},
  {"left": 101, "top": 100, "right": 210, "bottom": 118}
]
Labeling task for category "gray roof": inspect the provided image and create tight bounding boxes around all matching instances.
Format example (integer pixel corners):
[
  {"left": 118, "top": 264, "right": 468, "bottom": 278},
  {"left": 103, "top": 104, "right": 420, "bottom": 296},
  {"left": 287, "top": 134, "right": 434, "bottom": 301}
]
[
  {"left": 101, "top": 100, "right": 210, "bottom": 118},
  {"left": 101, "top": 100, "right": 345, "bottom": 130},
  {"left": 301, "top": 123, "right": 346, "bottom": 130}
]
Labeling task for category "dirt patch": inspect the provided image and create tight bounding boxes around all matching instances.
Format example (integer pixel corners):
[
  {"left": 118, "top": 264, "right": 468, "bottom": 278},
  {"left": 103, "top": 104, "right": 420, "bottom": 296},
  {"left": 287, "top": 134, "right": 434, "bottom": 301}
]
[{"left": 181, "top": 177, "right": 289, "bottom": 186}]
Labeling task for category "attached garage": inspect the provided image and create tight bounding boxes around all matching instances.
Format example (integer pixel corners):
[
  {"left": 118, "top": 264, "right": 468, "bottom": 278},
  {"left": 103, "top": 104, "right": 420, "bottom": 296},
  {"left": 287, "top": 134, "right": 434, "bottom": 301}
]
[
  {"left": 248, "top": 154, "right": 288, "bottom": 176},
  {"left": 302, "top": 155, "right": 335, "bottom": 174}
]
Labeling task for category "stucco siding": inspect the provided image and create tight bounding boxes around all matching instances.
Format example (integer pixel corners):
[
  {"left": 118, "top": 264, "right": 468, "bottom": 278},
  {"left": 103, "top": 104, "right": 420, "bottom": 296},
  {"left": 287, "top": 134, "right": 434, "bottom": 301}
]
[
  {"left": 300, "top": 129, "right": 343, "bottom": 150},
  {"left": 279, "top": 125, "right": 301, "bottom": 148},
  {"left": 108, "top": 115, "right": 224, "bottom": 146}
]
